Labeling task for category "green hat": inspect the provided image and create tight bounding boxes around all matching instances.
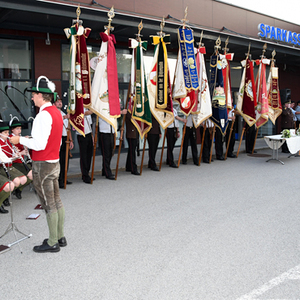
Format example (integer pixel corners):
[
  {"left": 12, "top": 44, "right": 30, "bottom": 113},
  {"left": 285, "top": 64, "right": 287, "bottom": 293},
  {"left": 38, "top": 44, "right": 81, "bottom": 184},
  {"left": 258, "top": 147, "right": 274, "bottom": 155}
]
[
  {"left": 28, "top": 76, "right": 57, "bottom": 101},
  {"left": 9, "top": 118, "right": 22, "bottom": 129},
  {"left": 0, "top": 121, "right": 9, "bottom": 132}
]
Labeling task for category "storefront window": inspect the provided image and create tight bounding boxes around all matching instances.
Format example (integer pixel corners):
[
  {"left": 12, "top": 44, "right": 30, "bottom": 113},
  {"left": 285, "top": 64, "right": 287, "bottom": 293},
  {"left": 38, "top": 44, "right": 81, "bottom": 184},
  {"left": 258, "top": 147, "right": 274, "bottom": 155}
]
[{"left": 0, "top": 39, "right": 33, "bottom": 135}]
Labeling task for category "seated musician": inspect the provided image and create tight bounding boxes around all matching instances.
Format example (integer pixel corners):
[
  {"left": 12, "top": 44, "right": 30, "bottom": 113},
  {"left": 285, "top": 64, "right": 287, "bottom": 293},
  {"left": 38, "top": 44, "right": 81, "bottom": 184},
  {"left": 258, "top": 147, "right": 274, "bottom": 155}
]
[
  {"left": 0, "top": 157, "right": 15, "bottom": 213},
  {"left": 0, "top": 121, "right": 27, "bottom": 204},
  {"left": 9, "top": 118, "right": 33, "bottom": 199}
]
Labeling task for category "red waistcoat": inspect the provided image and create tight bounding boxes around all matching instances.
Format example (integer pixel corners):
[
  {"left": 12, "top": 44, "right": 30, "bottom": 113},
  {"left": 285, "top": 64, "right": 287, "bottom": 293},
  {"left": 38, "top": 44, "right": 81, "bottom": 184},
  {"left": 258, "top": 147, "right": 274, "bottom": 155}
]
[{"left": 31, "top": 106, "right": 63, "bottom": 161}]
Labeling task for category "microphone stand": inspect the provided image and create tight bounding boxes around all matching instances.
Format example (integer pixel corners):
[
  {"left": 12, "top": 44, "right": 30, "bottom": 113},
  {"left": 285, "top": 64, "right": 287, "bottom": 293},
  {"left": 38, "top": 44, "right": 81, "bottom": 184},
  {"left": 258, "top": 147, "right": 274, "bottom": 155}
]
[{"left": 0, "top": 157, "right": 32, "bottom": 254}]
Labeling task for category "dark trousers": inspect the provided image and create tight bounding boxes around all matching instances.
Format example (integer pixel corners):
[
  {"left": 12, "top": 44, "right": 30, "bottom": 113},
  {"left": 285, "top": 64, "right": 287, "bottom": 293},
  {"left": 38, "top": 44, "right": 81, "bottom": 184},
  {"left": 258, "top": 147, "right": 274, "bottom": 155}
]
[
  {"left": 245, "top": 125, "right": 256, "bottom": 153},
  {"left": 147, "top": 133, "right": 159, "bottom": 168},
  {"left": 166, "top": 127, "right": 177, "bottom": 165},
  {"left": 77, "top": 133, "right": 93, "bottom": 180},
  {"left": 99, "top": 132, "right": 114, "bottom": 177},
  {"left": 225, "top": 121, "right": 235, "bottom": 155},
  {"left": 59, "top": 136, "right": 68, "bottom": 185},
  {"left": 182, "top": 126, "right": 198, "bottom": 164},
  {"left": 200, "top": 126, "right": 212, "bottom": 162},
  {"left": 126, "top": 137, "right": 138, "bottom": 173},
  {"left": 215, "top": 127, "right": 224, "bottom": 158}
]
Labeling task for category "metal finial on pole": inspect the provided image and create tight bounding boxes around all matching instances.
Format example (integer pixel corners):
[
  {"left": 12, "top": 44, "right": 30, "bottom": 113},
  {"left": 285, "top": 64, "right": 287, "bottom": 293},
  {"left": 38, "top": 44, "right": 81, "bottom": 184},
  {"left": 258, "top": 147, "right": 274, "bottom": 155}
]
[
  {"left": 223, "top": 36, "right": 229, "bottom": 54},
  {"left": 197, "top": 30, "right": 204, "bottom": 48},
  {"left": 73, "top": 5, "right": 83, "bottom": 25},
  {"left": 181, "top": 7, "right": 189, "bottom": 27},
  {"left": 261, "top": 43, "right": 267, "bottom": 58},
  {"left": 214, "top": 36, "right": 221, "bottom": 54},
  {"left": 76, "top": 5, "right": 81, "bottom": 22},
  {"left": 245, "top": 42, "right": 251, "bottom": 59},
  {"left": 159, "top": 17, "right": 165, "bottom": 37},
  {"left": 105, "top": 6, "right": 115, "bottom": 33},
  {"left": 135, "top": 20, "right": 143, "bottom": 41}
]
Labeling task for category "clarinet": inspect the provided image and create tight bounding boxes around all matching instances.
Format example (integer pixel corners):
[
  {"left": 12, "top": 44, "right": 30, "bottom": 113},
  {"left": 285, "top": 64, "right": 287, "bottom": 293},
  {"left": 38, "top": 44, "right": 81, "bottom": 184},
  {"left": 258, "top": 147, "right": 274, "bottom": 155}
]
[
  {"left": 23, "top": 144, "right": 32, "bottom": 164},
  {"left": 1, "top": 162, "right": 10, "bottom": 178},
  {"left": 10, "top": 142, "right": 31, "bottom": 173}
]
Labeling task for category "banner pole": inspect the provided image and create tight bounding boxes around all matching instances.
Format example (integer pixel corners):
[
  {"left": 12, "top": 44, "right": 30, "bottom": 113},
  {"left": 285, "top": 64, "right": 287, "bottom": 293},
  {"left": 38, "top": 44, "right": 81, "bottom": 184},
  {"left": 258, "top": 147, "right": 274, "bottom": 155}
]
[
  {"left": 198, "top": 123, "right": 206, "bottom": 166},
  {"left": 115, "top": 81, "right": 131, "bottom": 180},
  {"left": 252, "top": 125, "right": 258, "bottom": 154},
  {"left": 140, "top": 133, "right": 147, "bottom": 175},
  {"left": 64, "top": 120, "right": 71, "bottom": 189},
  {"left": 236, "top": 124, "right": 246, "bottom": 158},
  {"left": 209, "top": 125, "right": 215, "bottom": 163},
  {"left": 90, "top": 117, "right": 98, "bottom": 184},
  {"left": 177, "top": 121, "right": 186, "bottom": 168},
  {"left": 159, "top": 129, "right": 166, "bottom": 171},
  {"left": 224, "top": 118, "right": 235, "bottom": 160}
]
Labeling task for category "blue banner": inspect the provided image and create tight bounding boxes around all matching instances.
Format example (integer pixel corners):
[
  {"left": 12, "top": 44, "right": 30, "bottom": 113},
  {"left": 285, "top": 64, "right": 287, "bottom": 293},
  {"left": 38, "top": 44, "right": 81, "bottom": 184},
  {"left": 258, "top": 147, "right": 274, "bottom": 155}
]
[{"left": 178, "top": 28, "right": 199, "bottom": 91}]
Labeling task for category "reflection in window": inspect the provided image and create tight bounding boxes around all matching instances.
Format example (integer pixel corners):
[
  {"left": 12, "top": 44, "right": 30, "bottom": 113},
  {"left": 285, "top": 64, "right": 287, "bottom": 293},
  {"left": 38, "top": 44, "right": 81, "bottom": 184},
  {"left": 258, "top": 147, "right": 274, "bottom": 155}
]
[
  {"left": 0, "top": 38, "right": 33, "bottom": 135},
  {"left": 0, "top": 39, "right": 31, "bottom": 80}
]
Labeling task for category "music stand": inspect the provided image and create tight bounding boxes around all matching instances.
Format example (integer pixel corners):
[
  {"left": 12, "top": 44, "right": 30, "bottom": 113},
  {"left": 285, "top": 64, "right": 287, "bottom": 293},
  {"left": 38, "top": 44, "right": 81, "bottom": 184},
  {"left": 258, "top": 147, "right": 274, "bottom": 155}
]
[{"left": 0, "top": 154, "right": 32, "bottom": 254}]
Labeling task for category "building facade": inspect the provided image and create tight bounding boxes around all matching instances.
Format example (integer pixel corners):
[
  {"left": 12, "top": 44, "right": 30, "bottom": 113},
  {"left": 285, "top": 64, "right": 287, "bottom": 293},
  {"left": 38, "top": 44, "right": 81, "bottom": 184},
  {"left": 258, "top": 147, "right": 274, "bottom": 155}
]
[{"left": 0, "top": 0, "right": 299, "bottom": 153}]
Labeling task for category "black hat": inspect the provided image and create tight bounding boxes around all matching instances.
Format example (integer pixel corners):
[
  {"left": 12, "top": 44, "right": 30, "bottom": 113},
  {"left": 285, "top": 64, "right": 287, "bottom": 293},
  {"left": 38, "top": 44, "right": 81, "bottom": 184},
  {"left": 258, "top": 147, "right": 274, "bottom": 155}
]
[
  {"left": 9, "top": 117, "right": 22, "bottom": 128},
  {"left": 0, "top": 121, "right": 9, "bottom": 132},
  {"left": 28, "top": 76, "right": 57, "bottom": 101}
]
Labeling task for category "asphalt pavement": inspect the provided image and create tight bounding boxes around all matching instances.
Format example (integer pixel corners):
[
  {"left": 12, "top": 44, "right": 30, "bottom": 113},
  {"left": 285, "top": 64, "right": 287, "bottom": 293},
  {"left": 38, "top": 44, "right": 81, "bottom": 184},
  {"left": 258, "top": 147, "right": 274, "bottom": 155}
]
[{"left": 0, "top": 138, "right": 300, "bottom": 300}]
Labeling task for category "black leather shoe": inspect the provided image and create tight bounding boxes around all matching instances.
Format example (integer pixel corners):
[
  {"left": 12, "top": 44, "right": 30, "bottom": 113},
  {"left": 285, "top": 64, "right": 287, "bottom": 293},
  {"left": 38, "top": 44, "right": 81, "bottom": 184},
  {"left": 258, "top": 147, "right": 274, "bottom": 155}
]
[
  {"left": 228, "top": 153, "right": 237, "bottom": 158},
  {"left": 13, "top": 189, "right": 22, "bottom": 199},
  {"left": 131, "top": 171, "right": 140, "bottom": 175},
  {"left": 151, "top": 166, "right": 159, "bottom": 171},
  {"left": 58, "top": 237, "right": 67, "bottom": 247},
  {"left": 182, "top": 161, "right": 187, "bottom": 165},
  {"left": 33, "top": 241, "right": 60, "bottom": 253},
  {"left": 66, "top": 181, "right": 72, "bottom": 185},
  {"left": 106, "top": 175, "right": 115, "bottom": 180},
  {"left": 217, "top": 156, "right": 225, "bottom": 161},
  {"left": 203, "top": 159, "right": 209, "bottom": 163},
  {"left": 83, "top": 178, "right": 91, "bottom": 184},
  {"left": 43, "top": 237, "right": 67, "bottom": 247},
  {"left": 169, "top": 163, "right": 178, "bottom": 168},
  {"left": 3, "top": 198, "right": 10, "bottom": 206},
  {"left": 0, "top": 205, "right": 8, "bottom": 214}
]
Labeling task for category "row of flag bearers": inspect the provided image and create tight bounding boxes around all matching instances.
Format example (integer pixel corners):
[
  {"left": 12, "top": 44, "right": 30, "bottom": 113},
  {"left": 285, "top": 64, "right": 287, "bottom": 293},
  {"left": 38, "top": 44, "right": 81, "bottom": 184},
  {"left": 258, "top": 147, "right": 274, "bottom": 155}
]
[{"left": 62, "top": 6, "right": 282, "bottom": 182}]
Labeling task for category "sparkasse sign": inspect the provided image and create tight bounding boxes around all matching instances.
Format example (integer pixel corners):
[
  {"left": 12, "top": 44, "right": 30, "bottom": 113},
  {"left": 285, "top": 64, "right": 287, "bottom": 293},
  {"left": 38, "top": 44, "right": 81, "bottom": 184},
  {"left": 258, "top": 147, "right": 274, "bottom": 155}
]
[{"left": 258, "top": 23, "right": 300, "bottom": 46}]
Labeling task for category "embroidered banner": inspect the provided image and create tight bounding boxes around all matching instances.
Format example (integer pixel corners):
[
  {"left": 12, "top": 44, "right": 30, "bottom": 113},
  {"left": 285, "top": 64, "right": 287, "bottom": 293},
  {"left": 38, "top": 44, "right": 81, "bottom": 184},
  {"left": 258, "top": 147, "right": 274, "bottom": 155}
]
[
  {"left": 147, "top": 35, "right": 174, "bottom": 129},
  {"left": 191, "top": 46, "right": 212, "bottom": 128},
  {"left": 173, "top": 28, "right": 198, "bottom": 116},
  {"left": 128, "top": 38, "right": 152, "bottom": 139},
  {"left": 255, "top": 58, "right": 270, "bottom": 128},
  {"left": 267, "top": 65, "right": 282, "bottom": 124},
  {"left": 220, "top": 53, "right": 234, "bottom": 111},
  {"left": 90, "top": 31, "right": 120, "bottom": 134},
  {"left": 209, "top": 56, "right": 228, "bottom": 135},
  {"left": 64, "top": 23, "right": 92, "bottom": 136},
  {"left": 237, "top": 58, "right": 257, "bottom": 127}
]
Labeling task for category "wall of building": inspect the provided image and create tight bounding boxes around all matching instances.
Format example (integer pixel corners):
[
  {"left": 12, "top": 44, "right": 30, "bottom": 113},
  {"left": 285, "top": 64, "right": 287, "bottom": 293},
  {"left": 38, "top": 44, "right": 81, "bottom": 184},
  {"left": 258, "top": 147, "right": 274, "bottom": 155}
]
[{"left": 78, "top": 0, "right": 300, "bottom": 38}]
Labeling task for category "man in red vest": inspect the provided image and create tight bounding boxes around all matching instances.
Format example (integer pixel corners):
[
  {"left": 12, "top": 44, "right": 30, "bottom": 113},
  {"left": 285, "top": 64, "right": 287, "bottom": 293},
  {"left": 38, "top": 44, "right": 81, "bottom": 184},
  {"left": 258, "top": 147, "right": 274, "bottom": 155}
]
[{"left": 10, "top": 76, "right": 65, "bottom": 253}]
